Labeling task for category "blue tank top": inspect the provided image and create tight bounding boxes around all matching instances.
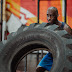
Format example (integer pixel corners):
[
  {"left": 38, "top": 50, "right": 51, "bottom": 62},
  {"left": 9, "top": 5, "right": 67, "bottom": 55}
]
[{"left": 61, "top": 22, "right": 65, "bottom": 28}]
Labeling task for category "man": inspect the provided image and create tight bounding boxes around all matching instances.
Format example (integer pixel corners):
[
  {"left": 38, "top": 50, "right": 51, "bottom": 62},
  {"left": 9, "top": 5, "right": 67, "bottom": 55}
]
[{"left": 36, "top": 7, "right": 72, "bottom": 72}]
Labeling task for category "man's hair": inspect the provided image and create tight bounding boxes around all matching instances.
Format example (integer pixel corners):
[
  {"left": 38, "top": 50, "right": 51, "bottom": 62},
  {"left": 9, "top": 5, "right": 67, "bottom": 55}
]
[{"left": 48, "top": 7, "right": 58, "bottom": 15}]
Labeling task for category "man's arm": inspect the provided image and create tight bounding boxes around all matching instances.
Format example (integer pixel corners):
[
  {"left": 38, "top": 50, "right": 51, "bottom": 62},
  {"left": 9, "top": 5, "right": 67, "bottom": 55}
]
[{"left": 64, "top": 24, "right": 72, "bottom": 35}]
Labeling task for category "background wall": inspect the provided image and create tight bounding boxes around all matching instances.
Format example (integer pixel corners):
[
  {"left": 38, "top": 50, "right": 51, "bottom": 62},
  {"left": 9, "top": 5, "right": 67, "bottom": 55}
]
[{"left": 6, "top": 0, "right": 72, "bottom": 27}]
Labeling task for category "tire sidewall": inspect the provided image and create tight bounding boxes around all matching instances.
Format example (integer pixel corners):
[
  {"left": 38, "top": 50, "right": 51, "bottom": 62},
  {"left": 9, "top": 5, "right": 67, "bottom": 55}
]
[{"left": 0, "top": 28, "right": 65, "bottom": 72}]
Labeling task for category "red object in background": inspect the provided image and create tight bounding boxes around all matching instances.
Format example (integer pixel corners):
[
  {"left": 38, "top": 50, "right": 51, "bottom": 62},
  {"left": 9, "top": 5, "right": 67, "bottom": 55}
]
[
  {"left": 67, "top": 0, "right": 72, "bottom": 17},
  {"left": 21, "top": 0, "right": 37, "bottom": 16},
  {"left": 67, "top": 0, "right": 72, "bottom": 28}
]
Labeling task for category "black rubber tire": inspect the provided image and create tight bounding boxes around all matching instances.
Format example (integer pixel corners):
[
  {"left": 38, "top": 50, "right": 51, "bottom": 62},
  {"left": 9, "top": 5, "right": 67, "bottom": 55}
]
[{"left": 0, "top": 23, "right": 72, "bottom": 72}]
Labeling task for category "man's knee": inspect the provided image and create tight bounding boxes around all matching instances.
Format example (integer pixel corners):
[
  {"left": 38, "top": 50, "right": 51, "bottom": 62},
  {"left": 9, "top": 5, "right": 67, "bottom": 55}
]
[{"left": 36, "top": 67, "right": 46, "bottom": 72}]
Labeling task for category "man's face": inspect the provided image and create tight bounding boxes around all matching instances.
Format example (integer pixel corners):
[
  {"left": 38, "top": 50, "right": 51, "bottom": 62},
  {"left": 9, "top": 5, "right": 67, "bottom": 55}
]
[{"left": 47, "top": 9, "right": 57, "bottom": 24}]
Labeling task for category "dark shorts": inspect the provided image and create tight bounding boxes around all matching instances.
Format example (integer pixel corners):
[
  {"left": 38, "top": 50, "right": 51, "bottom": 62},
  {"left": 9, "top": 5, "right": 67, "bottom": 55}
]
[{"left": 37, "top": 52, "right": 53, "bottom": 71}]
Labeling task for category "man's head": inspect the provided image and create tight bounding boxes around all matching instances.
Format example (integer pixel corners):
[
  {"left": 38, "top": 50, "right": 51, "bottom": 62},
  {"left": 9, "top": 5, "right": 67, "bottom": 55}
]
[{"left": 47, "top": 7, "right": 58, "bottom": 24}]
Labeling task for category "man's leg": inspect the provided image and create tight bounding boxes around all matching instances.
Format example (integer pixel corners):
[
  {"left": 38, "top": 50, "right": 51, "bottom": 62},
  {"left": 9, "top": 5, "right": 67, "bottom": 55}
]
[{"left": 36, "top": 52, "right": 53, "bottom": 72}]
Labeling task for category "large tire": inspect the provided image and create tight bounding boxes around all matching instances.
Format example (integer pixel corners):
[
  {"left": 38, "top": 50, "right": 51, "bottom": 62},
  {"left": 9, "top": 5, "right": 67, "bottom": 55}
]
[{"left": 0, "top": 23, "right": 72, "bottom": 72}]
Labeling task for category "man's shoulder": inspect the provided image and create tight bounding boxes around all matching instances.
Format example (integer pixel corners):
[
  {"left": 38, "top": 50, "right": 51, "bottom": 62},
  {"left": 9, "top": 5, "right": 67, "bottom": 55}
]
[{"left": 58, "top": 21, "right": 66, "bottom": 28}]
